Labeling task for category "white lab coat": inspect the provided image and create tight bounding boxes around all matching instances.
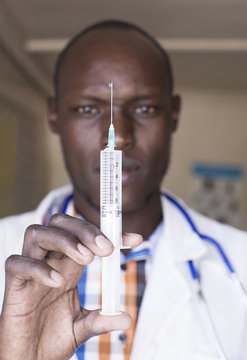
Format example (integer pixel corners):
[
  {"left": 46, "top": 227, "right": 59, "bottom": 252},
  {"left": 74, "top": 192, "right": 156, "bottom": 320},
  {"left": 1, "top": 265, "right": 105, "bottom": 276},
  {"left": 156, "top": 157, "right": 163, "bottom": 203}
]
[
  {"left": 131, "top": 193, "right": 247, "bottom": 360},
  {"left": 1, "top": 185, "right": 247, "bottom": 360}
]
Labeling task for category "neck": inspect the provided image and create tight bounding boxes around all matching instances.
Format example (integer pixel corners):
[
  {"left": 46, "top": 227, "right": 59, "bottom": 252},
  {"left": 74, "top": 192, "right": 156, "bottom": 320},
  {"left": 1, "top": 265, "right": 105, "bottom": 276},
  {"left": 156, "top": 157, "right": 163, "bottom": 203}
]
[
  {"left": 122, "top": 190, "right": 163, "bottom": 239},
  {"left": 73, "top": 188, "right": 163, "bottom": 241}
]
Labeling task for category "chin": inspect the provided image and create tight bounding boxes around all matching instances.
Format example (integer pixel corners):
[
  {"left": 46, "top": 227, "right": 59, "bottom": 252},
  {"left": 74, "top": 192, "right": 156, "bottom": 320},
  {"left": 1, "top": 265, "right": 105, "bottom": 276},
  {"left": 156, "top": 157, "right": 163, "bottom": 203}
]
[
  {"left": 122, "top": 195, "right": 148, "bottom": 214},
  {"left": 122, "top": 183, "right": 161, "bottom": 214}
]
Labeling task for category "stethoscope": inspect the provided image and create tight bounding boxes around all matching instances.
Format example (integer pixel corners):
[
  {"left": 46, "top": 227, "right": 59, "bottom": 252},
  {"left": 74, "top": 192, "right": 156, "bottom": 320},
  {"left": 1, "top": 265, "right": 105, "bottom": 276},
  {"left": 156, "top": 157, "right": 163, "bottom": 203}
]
[
  {"left": 60, "top": 192, "right": 247, "bottom": 360},
  {"left": 162, "top": 191, "right": 247, "bottom": 360}
]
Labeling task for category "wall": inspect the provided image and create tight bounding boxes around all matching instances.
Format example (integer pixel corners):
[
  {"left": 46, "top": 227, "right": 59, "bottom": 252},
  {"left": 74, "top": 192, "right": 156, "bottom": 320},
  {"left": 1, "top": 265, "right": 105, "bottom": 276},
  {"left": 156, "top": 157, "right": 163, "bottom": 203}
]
[
  {"left": 163, "top": 88, "right": 247, "bottom": 229},
  {"left": 0, "top": 46, "right": 48, "bottom": 216}
]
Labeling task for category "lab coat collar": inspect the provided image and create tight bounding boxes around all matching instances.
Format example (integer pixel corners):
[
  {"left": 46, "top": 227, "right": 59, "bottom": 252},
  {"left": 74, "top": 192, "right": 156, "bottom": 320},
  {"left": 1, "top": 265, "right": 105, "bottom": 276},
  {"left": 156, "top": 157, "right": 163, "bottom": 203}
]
[{"left": 161, "top": 192, "right": 207, "bottom": 263}]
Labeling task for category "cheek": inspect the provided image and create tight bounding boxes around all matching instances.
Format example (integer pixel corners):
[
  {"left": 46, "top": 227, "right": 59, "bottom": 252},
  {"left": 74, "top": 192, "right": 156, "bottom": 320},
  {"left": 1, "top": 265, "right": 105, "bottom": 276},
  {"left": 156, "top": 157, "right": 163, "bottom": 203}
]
[
  {"left": 140, "top": 123, "right": 171, "bottom": 159},
  {"left": 59, "top": 135, "right": 91, "bottom": 181},
  {"left": 60, "top": 120, "right": 101, "bottom": 158},
  {"left": 143, "top": 132, "right": 172, "bottom": 182}
]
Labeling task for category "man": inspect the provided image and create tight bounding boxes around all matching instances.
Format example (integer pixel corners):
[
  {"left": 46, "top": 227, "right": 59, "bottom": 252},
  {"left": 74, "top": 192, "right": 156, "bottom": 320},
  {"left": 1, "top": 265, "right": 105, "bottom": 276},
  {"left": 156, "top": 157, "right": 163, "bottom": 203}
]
[{"left": 1, "top": 20, "right": 247, "bottom": 360}]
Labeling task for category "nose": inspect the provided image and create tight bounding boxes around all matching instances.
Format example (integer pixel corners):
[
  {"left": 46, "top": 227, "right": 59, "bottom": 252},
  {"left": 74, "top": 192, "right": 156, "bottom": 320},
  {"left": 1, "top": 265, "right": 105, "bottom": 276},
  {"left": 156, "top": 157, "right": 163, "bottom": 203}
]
[{"left": 101, "top": 108, "right": 135, "bottom": 150}]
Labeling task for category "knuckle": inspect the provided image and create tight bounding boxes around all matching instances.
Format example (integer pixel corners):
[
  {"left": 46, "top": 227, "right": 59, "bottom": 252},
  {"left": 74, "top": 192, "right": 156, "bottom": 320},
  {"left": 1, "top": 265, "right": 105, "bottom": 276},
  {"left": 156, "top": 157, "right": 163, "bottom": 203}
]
[
  {"left": 24, "top": 224, "right": 41, "bottom": 240},
  {"left": 79, "top": 222, "right": 93, "bottom": 236},
  {"left": 80, "top": 221, "right": 100, "bottom": 238},
  {"left": 49, "top": 213, "right": 68, "bottom": 226},
  {"left": 5, "top": 255, "right": 19, "bottom": 274}
]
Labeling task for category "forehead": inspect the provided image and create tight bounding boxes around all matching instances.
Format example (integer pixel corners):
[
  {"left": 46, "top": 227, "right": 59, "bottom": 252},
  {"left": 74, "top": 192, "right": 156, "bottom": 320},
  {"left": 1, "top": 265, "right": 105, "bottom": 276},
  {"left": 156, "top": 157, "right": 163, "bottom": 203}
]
[{"left": 57, "top": 28, "right": 169, "bottom": 97}]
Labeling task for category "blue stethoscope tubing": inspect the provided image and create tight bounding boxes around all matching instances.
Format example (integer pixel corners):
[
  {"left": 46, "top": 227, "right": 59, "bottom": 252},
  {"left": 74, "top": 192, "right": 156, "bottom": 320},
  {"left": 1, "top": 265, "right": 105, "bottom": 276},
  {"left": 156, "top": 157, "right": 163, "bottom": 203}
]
[
  {"left": 162, "top": 191, "right": 247, "bottom": 304},
  {"left": 162, "top": 192, "right": 234, "bottom": 274},
  {"left": 162, "top": 191, "right": 247, "bottom": 360}
]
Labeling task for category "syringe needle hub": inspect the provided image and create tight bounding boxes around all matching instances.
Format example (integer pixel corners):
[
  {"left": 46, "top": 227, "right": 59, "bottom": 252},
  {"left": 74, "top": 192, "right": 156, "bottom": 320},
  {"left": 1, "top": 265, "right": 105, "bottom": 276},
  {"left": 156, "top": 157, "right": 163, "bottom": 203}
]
[{"left": 107, "top": 124, "right": 116, "bottom": 149}]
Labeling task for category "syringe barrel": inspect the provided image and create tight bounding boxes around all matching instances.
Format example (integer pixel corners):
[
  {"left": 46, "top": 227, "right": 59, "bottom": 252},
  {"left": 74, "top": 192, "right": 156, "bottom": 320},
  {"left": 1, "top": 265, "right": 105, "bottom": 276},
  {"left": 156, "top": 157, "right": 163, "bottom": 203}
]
[{"left": 100, "top": 147, "right": 122, "bottom": 315}]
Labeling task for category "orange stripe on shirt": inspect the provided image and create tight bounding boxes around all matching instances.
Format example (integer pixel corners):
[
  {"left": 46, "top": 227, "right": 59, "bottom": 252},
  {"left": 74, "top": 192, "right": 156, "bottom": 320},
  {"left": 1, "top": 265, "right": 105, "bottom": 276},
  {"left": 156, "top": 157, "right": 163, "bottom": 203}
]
[
  {"left": 99, "top": 261, "right": 111, "bottom": 360},
  {"left": 124, "top": 261, "right": 137, "bottom": 359},
  {"left": 99, "top": 332, "right": 111, "bottom": 360},
  {"left": 73, "top": 206, "right": 77, "bottom": 217}
]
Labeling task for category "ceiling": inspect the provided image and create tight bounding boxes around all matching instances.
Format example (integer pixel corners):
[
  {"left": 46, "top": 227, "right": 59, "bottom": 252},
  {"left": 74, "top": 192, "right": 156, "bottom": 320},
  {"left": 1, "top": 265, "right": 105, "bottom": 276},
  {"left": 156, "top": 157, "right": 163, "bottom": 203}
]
[{"left": 0, "top": 0, "right": 247, "bottom": 95}]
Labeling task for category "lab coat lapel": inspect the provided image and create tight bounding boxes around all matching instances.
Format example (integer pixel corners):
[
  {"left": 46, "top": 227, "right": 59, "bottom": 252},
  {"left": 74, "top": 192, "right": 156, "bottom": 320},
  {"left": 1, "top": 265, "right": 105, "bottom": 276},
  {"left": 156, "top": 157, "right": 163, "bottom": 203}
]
[
  {"left": 162, "top": 193, "right": 207, "bottom": 262},
  {"left": 131, "top": 193, "right": 207, "bottom": 360}
]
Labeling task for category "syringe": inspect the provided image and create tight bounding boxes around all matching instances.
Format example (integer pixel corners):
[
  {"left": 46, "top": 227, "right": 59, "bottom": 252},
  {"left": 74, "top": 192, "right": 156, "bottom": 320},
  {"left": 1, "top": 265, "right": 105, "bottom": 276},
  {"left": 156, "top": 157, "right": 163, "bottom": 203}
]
[{"left": 100, "top": 82, "right": 122, "bottom": 315}]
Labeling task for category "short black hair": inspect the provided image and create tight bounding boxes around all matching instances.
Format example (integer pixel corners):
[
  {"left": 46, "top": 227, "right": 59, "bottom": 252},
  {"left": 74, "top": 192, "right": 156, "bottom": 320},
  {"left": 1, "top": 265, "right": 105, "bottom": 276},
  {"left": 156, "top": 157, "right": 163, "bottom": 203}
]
[{"left": 54, "top": 19, "right": 174, "bottom": 95}]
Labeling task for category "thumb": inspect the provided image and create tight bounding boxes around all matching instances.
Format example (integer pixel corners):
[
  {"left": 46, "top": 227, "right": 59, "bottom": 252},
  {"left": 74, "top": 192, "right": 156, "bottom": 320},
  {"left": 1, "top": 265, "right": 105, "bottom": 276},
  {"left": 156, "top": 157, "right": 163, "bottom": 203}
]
[{"left": 74, "top": 309, "right": 132, "bottom": 346}]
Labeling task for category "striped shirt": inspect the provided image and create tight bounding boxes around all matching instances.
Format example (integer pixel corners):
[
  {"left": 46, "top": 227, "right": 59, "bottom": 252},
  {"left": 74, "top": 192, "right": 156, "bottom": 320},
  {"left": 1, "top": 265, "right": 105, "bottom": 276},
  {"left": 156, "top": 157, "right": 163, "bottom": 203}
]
[{"left": 43, "top": 194, "right": 163, "bottom": 360}]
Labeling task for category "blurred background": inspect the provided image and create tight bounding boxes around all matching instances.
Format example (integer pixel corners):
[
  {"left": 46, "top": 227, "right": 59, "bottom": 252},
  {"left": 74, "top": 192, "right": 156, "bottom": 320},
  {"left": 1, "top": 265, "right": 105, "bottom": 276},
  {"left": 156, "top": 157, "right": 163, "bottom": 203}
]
[{"left": 0, "top": 0, "right": 246, "bottom": 229}]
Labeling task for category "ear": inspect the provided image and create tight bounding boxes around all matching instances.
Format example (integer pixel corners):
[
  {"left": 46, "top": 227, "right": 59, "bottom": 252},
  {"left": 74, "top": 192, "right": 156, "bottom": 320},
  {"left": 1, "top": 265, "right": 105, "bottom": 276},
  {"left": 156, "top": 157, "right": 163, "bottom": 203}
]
[
  {"left": 171, "top": 94, "right": 181, "bottom": 132},
  {"left": 47, "top": 96, "right": 60, "bottom": 133}
]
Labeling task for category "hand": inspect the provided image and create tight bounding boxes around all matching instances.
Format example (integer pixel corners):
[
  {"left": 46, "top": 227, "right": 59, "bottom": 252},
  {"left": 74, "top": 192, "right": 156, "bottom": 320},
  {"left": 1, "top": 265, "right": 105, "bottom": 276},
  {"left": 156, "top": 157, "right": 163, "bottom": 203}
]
[{"left": 0, "top": 214, "right": 143, "bottom": 360}]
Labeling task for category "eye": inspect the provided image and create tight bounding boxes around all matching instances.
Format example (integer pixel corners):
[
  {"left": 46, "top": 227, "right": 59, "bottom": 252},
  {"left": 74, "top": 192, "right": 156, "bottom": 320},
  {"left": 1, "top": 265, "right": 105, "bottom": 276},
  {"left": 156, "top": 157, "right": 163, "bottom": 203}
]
[
  {"left": 133, "top": 105, "right": 157, "bottom": 115},
  {"left": 71, "top": 105, "right": 99, "bottom": 115}
]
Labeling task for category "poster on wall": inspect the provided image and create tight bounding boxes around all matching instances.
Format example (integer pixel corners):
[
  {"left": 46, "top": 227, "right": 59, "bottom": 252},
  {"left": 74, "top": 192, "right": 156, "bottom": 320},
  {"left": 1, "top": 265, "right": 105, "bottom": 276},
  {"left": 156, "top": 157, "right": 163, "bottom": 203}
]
[{"left": 189, "top": 163, "right": 244, "bottom": 229}]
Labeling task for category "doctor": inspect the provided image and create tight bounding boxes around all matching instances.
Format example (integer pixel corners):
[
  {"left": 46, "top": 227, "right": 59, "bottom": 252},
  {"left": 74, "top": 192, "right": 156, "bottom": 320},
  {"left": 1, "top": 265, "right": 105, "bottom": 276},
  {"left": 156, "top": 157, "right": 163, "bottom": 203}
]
[{"left": 1, "top": 20, "right": 247, "bottom": 360}]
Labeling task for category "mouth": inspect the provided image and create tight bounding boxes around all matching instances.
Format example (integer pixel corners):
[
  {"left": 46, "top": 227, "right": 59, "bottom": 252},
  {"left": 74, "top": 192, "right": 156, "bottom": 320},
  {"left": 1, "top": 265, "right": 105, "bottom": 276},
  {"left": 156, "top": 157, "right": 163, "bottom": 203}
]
[
  {"left": 122, "top": 163, "right": 141, "bottom": 184},
  {"left": 94, "top": 156, "right": 142, "bottom": 185}
]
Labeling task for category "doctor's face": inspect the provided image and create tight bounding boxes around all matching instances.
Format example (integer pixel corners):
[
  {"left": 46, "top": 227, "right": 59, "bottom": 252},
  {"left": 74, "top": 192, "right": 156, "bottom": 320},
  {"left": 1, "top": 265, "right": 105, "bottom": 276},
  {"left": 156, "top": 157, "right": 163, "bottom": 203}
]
[{"left": 49, "top": 28, "right": 179, "bottom": 214}]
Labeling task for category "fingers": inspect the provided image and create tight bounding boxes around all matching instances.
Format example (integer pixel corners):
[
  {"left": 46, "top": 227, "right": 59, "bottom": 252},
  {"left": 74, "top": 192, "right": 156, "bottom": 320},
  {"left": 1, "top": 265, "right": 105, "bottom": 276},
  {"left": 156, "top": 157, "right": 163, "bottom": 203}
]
[
  {"left": 22, "top": 214, "right": 114, "bottom": 265},
  {"left": 122, "top": 233, "right": 143, "bottom": 248},
  {"left": 48, "top": 214, "right": 114, "bottom": 257},
  {"left": 5, "top": 254, "right": 64, "bottom": 289},
  {"left": 74, "top": 309, "right": 132, "bottom": 345},
  {"left": 22, "top": 214, "right": 143, "bottom": 269},
  {"left": 23, "top": 225, "right": 94, "bottom": 266}
]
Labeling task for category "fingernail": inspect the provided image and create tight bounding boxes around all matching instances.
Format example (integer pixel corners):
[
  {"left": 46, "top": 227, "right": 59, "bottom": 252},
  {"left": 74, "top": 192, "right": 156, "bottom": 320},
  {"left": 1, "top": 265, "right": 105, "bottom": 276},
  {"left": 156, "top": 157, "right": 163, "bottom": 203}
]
[
  {"left": 77, "top": 243, "right": 92, "bottom": 256},
  {"left": 50, "top": 270, "right": 64, "bottom": 283},
  {"left": 95, "top": 235, "right": 112, "bottom": 249}
]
